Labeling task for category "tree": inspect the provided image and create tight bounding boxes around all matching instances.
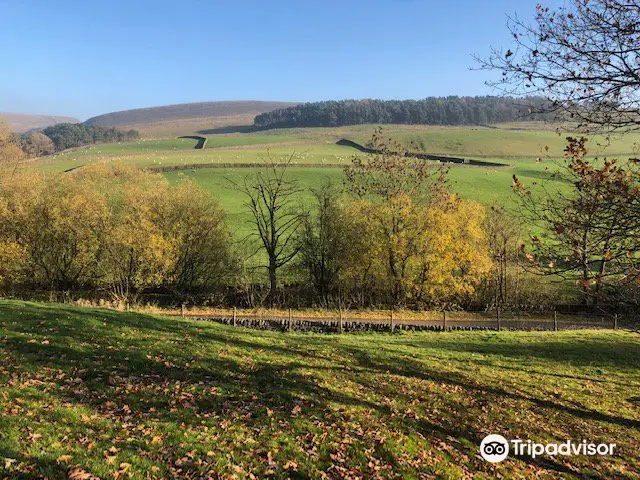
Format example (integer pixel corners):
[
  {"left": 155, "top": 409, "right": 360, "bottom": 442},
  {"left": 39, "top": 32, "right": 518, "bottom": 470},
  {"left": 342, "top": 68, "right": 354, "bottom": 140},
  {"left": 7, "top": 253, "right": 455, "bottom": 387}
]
[
  {"left": 411, "top": 194, "right": 492, "bottom": 306},
  {"left": 159, "top": 180, "right": 233, "bottom": 299},
  {"left": 235, "top": 154, "right": 305, "bottom": 305},
  {"left": 298, "top": 182, "right": 349, "bottom": 306},
  {"left": 99, "top": 178, "right": 175, "bottom": 306},
  {"left": 344, "top": 128, "right": 447, "bottom": 304},
  {"left": 482, "top": 204, "right": 523, "bottom": 307},
  {"left": 0, "top": 119, "right": 24, "bottom": 181},
  {"left": 0, "top": 171, "right": 109, "bottom": 291},
  {"left": 253, "top": 97, "right": 551, "bottom": 129},
  {"left": 478, "top": 0, "right": 640, "bottom": 132},
  {"left": 41, "top": 123, "right": 140, "bottom": 152},
  {"left": 514, "top": 137, "right": 640, "bottom": 303},
  {"left": 19, "top": 131, "right": 55, "bottom": 157}
]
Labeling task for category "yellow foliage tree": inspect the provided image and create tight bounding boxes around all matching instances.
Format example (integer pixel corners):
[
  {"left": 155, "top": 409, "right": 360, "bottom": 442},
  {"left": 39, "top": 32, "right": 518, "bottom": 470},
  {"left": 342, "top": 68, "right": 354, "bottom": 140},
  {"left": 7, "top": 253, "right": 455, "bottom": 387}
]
[
  {"left": 0, "top": 118, "right": 24, "bottom": 182},
  {"left": 0, "top": 163, "right": 232, "bottom": 303},
  {"left": 339, "top": 194, "right": 491, "bottom": 307},
  {"left": 412, "top": 195, "right": 492, "bottom": 304}
]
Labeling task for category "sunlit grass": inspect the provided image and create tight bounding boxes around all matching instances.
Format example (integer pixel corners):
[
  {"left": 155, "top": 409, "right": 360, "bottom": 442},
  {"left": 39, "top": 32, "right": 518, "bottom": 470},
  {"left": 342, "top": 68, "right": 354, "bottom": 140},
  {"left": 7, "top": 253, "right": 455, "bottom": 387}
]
[{"left": 0, "top": 300, "right": 637, "bottom": 479}]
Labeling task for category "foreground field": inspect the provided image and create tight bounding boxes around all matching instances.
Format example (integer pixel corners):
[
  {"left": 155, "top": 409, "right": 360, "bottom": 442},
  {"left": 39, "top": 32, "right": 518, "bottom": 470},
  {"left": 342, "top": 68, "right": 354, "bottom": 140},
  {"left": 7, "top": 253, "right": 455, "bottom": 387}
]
[{"left": 1, "top": 301, "right": 638, "bottom": 478}]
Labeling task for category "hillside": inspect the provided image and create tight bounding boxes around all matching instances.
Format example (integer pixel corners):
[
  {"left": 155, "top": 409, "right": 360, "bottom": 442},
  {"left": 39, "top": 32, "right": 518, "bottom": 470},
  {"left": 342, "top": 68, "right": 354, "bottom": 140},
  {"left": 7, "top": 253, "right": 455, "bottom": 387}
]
[
  {"left": 1, "top": 112, "right": 79, "bottom": 133},
  {"left": 84, "top": 101, "right": 299, "bottom": 137}
]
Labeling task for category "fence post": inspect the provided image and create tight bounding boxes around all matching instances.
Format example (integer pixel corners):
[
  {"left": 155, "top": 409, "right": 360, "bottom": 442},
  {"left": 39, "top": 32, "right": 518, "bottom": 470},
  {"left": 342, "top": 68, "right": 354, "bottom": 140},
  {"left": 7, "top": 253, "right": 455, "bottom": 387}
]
[
  {"left": 496, "top": 306, "right": 501, "bottom": 331},
  {"left": 339, "top": 308, "right": 343, "bottom": 334},
  {"left": 180, "top": 303, "right": 185, "bottom": 318},
  {"left": 390, "top": 308, "right": 395, "bottom": 333},
  {"left": 288, "top": 308, "right": 293, "bottom": 333},
  {"left": 442, "top": 310, "right": 446, "bottom": 330},
  {"left": 553, "top": 308, "right": 558, "bottom": 332},
  {"left": 614, "top": 313, "right": 618, "bottom": 330},
  {"left": 233, "top": 306, "right": 237, "bottom": 327}
]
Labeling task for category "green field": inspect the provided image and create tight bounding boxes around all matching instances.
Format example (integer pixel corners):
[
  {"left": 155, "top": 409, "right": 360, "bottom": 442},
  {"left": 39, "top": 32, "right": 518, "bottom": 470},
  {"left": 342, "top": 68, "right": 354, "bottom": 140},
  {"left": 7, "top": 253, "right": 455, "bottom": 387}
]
[
  {"left": 0, "top": 301, "right": 637, "bottom": 478},
  {"left": 29, "top": 123, "right": 640, "bottom": 239}
]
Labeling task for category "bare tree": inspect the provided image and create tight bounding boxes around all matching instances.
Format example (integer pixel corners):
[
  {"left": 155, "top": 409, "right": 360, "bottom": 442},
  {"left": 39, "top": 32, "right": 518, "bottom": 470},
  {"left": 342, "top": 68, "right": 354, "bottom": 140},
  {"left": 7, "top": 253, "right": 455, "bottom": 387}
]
[
  {"left": 484, "top": 204, "right": 523, "bottom": 307},
  {"left": 477, "top": 0, "right": 640, "bottom": 132},
  {"left": 234, "top": 153, "right": 305, "bottom": 305}
]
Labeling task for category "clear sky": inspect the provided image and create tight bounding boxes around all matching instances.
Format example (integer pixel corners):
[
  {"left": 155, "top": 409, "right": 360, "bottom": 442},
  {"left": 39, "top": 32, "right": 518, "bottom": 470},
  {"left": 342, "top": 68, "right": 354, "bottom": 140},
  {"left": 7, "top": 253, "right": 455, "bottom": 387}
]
[{"left": 0, "top": 0, "right": 543, "bottom": 120}]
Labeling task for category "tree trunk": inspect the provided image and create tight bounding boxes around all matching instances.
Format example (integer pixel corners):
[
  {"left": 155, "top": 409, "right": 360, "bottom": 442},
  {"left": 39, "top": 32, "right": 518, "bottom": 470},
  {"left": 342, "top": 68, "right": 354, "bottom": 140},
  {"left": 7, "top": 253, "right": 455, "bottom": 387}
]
[{"left": 268, "top": 260, "right": 277, "bottom": 306}]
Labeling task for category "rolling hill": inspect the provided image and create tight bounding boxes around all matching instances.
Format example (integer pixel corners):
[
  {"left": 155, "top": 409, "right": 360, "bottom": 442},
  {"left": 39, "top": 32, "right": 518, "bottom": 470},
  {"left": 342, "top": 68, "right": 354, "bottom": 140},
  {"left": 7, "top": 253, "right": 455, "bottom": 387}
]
[
  {"left": 1, "top": 112, "right": 79, "bottom": 133},
  {"left": 84, "top": 100, "right": 299, "bottom": 137}
]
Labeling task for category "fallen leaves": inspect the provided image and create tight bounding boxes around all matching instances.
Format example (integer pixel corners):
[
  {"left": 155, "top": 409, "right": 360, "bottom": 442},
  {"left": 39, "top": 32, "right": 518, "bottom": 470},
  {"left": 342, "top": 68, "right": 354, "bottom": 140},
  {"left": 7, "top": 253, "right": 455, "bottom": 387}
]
[
  {"left": 0, "top": 304, "right": 637, "bottom": 479},
  {"left": 67, "top": 466, "right": 101, "bottom": 480}
]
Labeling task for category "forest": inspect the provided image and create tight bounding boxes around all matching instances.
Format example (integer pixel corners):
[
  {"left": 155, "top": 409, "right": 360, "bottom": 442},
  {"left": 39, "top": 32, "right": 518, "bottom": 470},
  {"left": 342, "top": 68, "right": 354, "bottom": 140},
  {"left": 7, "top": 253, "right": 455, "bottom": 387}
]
[
  {"left": 253, "top": 96, "right": 554, "bottom": 129},
  {"left": 39, "top": 122, "right": 140, "bottom": 152}
]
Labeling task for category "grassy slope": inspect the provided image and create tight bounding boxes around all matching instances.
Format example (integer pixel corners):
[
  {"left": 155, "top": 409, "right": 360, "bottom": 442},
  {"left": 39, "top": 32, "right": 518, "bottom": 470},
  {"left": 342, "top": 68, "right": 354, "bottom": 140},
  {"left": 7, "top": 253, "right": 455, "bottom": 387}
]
[
  {"left": 28, "top": 123, "right": 640, "bottom": 239},
  {"left": 0, "top": 301, "right": 638, "bottom": 479}
]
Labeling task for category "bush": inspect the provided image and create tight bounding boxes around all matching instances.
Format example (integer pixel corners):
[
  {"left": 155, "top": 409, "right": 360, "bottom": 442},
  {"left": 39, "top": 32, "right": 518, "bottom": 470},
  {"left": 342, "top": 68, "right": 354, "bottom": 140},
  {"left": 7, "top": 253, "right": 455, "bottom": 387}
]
[{"left": 0, "top": 165, "right": 233, "bottom": 303}]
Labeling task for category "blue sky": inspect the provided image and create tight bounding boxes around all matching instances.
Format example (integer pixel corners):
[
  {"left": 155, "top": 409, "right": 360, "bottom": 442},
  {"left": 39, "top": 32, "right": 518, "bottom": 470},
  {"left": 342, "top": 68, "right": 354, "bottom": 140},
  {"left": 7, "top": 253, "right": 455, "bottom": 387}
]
[{"left": 1, "top": 0, "right": 542, "bottom": 120}]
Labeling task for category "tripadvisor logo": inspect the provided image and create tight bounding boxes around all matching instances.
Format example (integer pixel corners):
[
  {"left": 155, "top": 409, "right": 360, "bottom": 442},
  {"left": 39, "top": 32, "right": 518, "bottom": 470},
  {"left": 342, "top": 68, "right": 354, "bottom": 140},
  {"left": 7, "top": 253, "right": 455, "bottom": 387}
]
[
  {"left": 480, "top": 434, "right": 616, "bottom": 463},
  {"left": 480, "top": 434, "right": 509, "bottom": 463}
]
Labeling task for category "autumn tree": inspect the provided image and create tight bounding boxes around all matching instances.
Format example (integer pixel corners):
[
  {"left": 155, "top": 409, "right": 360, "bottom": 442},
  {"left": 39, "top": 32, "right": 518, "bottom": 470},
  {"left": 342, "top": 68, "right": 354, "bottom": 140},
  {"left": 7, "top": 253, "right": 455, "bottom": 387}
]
[
  {"left": 20, "top": 131, "right": 55, "bottom": 157},
  {"left": 344, "top": 128, "right": 448, "bottom": 304},
  {"left": 325, "top": 192, "right": 491, "bottom": 308},
  {"left": 0, "top": 171, "right": 109, "bottom": 291},
  {"left": 158, "top": 180, "right": 233, "bottom": 299},
  {"left": 0, "top": 119, "right": 24, "bottom": 182},
  {"left": 92, "top": 166, "right": 232, "bottom": 306},
  {"left": 478, "top": 0, "right": 640, "bottom": 132},
  {"left": 411, "top": 195, "right": 492, "bottom": 306},
  {"left": 0, "top": 164, "right": 233, "bottom": 304},
  {"left": 514, "top": 137, "right": 640, "bottom": 303},
  {"left": 235, "top": 154, "right": 305, "bottom": 305}
]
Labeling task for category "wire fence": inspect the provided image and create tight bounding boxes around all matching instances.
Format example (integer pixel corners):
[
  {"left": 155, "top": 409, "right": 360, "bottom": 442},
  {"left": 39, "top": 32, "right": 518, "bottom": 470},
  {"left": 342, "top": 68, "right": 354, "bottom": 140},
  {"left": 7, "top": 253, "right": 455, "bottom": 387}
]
[{"left": 176, "top": 308, "right": 638, "bottom": 334}]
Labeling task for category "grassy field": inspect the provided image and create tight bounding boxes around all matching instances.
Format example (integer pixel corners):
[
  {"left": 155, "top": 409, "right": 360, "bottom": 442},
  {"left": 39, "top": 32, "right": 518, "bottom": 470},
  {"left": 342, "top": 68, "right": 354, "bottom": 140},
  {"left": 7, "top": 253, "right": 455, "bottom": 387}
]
[
  {"left": 165, "top": 162, "right": 550, "bottom": 240},
  {"left": 31, "top": 125, "right": 592, "bottom": 229},
  {"left": 28, "top": 122, "right": 640, "bottom": 240},
  {"left": 0, "top": 301, "right": 638, "bottom": 479}
]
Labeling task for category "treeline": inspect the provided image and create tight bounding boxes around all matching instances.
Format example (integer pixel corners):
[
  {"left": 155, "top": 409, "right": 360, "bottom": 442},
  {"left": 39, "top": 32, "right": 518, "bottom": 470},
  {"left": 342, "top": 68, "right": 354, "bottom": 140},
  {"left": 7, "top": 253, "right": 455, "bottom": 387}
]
[
  {"left": 0, "top": 165, "right": 231, "bottom": 305},
  {"left": 253, "top": 96, "right": 554, "bottom": 129},
  {"left": 40, "top": 122, "right": 139, "bottom": 152}
]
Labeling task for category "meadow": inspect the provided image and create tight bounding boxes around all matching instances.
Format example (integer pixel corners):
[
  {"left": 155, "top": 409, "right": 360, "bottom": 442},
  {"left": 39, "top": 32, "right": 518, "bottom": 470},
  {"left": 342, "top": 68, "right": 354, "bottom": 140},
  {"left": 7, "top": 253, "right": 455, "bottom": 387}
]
[
  {"left": 29, "top": 122, "right": 640, "bottom": 240},
  {"left": 0, "top": 300, "right": 638, "bottom": 479}
]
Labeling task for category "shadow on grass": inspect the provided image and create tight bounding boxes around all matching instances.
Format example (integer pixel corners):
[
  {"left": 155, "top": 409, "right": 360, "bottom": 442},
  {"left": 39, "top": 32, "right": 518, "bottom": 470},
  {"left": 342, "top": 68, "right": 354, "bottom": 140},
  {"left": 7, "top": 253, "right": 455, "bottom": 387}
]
[
  {"left": 0, "top": 301, "right": 636, "bottom": 478},
  {"left": 197, "top": 125, "right": 260, "bottom": 135},
  {"left": 343, "top": 347, "right": 640, "bottom": 430}
]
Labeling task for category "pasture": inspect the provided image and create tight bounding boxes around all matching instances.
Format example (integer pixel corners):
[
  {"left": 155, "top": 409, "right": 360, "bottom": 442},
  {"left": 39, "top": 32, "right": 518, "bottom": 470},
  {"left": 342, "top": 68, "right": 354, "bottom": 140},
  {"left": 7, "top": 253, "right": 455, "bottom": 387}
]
[
  {"left": 0, "top": 301, "right": 638, "bottom": 479},
  {"left": 28, "top": 123, "right": 640, "bottom": 240}
]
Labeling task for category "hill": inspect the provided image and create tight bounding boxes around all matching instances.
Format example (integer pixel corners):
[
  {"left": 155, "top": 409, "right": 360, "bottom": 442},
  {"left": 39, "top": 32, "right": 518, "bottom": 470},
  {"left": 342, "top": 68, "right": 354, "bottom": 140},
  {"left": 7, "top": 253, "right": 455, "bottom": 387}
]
[
  {"left": 1, "top": 300, "right": 637, "bottom": 478},
  {"left": 84, "top": 101, "right": 299, "bottom": 137},
  {"left": 0, "top": 112, "right": 79, "bottom": 133}
]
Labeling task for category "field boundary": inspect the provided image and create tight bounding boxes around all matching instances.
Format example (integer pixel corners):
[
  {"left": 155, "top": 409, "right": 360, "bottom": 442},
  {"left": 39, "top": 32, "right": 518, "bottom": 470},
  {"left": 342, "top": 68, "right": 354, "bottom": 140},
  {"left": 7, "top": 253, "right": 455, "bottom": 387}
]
[
  {"left": 147, "top": 162, "right": 347, "bottom": 172},
  {"left": 336, "top": 139, "right": 509, "bottom": 167},
  {"left": 178, "top": 135, "right": 208, "bottom": 149},
  {"left": 176, "top": 311, "right": 635, "bottom": 333}
]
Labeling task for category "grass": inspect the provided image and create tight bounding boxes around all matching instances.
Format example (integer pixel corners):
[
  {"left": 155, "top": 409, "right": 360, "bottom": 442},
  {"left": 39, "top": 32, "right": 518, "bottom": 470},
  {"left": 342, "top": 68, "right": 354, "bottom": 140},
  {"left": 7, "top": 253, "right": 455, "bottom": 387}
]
[
  {"left": 27, "top": 123, "right": 628, "bottom": 238},
  {"left": 0, "top": 300, "right": 638, "bottom": 479},
  {"left": 166, "top": 158, "right": 562, "bottom": 239},
  {"left": 166, "top": 167, "right": 344, "bottom": 240}
]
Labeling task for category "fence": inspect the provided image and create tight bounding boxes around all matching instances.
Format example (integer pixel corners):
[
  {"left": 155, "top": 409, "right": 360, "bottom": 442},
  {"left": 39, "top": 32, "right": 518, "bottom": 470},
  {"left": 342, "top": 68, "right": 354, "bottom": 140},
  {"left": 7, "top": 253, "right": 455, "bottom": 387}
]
[{"left": 176, "top": 308, "right": 637, "bottom": 334}]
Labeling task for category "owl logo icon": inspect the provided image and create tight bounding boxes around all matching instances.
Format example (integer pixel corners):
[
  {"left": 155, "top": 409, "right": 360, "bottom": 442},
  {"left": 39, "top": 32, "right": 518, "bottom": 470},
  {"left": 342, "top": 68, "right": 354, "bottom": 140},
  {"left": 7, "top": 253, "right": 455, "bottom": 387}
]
[{"left": 480, "top": 434, "right": 509, "bottom": 462}]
